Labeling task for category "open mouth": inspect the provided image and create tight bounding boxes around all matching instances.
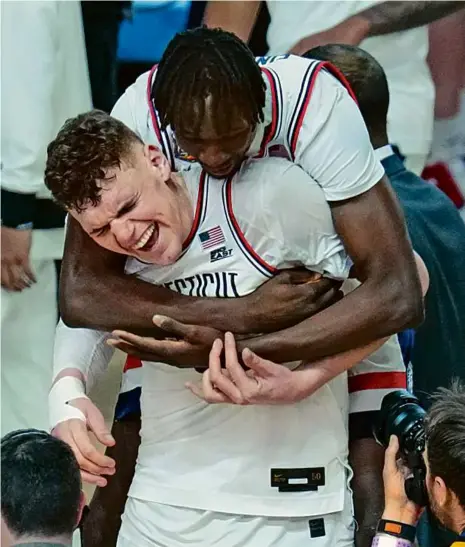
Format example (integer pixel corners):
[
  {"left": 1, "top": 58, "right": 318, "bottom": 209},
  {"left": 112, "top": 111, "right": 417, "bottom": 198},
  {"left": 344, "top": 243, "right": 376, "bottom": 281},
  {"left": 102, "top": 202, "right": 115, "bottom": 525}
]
[{"left": 134, "top": 223, "right": 159, "bottom": 252}]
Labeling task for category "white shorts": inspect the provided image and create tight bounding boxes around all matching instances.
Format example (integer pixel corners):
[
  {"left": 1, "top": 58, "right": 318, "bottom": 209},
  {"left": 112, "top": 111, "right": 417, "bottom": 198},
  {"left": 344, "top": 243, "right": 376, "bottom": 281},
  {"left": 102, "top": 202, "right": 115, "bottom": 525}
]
[{"left": 117, "top": 494, "right": 355, "bottom": 547}]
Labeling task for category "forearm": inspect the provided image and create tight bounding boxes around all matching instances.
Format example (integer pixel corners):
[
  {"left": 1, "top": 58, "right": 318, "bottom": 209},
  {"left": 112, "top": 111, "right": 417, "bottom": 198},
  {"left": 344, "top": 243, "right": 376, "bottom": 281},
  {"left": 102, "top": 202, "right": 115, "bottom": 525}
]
[
  {"left": 50, "top": 321, "right": 114, "bottom": 429},
  {"left": 350, "top": 1, "right": 464, "bottom": 40},
  {"left": 53, "top": 320, "right": 114, "bottom": 393},
  {"left": 61, "top": 220, "right": 251, "bottom": 335},
  {"left": 289, "top": 336, "right": 389, "bottom": 400},
  {"left": 242, "top": 277, "right": 413, "bottom": 363},
  {"left": 203, "top": 0, "right": 260, "bottom": 43},
  {"left": 62, "top": 268, "right": 259, "bottom": 335}
]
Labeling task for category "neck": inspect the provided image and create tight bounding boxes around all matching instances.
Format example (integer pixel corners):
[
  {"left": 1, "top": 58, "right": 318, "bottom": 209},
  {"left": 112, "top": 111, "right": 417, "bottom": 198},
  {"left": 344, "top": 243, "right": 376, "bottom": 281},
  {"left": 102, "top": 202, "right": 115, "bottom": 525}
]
[
  {"left": 451, "top": 507, "right": 465, "bottom": 536},
  {"left": 12, "top": 533, "right": 72, "bottom": 546},
  {"left": 170, "top": 171, "right": 196, "bottom": 240}
]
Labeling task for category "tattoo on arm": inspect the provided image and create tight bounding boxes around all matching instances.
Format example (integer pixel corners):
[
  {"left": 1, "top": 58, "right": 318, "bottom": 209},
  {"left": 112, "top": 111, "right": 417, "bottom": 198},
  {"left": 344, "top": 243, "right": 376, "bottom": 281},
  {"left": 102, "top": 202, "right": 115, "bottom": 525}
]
[{"left": 361, "top": 1, "right": 464, "bottom": 36}]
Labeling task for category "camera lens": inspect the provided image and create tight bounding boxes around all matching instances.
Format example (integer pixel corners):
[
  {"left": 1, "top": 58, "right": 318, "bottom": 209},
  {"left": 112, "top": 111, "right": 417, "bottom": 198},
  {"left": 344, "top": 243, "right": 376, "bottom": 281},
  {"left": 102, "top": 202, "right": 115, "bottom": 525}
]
[
  {"left": 374, "top": 390, "right": 426, "bottom": 456},
  {"left": 374, "top": 390, "right": 429, "bottom": 507}
]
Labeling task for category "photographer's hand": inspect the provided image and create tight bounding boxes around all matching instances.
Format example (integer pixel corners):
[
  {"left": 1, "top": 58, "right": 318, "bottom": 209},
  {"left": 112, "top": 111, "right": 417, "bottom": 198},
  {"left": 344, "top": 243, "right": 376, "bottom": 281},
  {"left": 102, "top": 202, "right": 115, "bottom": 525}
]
[{"left": 382, "top": 435, "right": 424, "bottom": 526}]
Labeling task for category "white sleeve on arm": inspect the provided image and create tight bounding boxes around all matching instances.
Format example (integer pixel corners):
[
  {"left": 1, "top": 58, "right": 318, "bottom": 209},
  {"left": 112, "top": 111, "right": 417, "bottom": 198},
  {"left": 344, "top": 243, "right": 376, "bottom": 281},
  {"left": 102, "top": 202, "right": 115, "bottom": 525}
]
[
  {"left": 293, "top": 70, "right": 385, "bottom": 202},
  {"left": 49, "top": 320, "right": 115, "bottom": 429},
  {"left": 0, "top": 1, "right": 56, "bottom": 195}
]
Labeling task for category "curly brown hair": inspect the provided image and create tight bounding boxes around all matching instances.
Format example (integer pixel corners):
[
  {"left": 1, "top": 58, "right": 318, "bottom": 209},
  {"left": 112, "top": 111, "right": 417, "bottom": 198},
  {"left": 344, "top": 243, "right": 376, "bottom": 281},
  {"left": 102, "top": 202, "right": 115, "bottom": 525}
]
[{"left": 45, "top": 110, "right": 142, "bottom": 212}]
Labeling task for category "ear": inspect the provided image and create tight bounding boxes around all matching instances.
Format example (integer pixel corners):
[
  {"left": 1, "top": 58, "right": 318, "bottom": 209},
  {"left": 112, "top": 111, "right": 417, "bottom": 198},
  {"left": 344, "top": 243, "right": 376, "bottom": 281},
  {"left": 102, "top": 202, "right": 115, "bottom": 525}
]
[
  {"left": 432, "top": 475, "right": 449, "bottom": 507},
  {"left": 145, "top": 144, "right": 171, "bottom": 182}
]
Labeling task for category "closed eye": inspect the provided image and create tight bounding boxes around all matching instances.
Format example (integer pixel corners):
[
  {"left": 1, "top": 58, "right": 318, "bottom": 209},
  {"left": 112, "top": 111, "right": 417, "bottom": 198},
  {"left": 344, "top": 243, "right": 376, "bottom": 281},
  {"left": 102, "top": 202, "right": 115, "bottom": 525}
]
[
  {"left": 91, "top": 198, "right": 138, "bottom": 237},
  {"left": 118, "top": 199, "right": 137, "bottom": 217},
  {"left": 93, "top": 225, "right": 109, "bottom": 237}
]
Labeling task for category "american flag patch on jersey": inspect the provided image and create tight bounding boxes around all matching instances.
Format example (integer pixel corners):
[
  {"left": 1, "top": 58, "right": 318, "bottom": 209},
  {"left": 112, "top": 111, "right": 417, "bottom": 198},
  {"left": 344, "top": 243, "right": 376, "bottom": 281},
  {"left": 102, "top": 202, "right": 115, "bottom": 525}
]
[{"left": 199, "top": 226, "right": 225, "bottom": 250}]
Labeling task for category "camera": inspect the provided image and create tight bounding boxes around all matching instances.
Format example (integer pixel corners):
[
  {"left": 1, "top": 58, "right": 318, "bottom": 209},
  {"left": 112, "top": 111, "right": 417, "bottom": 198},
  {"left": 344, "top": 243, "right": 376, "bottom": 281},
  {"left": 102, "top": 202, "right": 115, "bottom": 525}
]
[{"left": 374, "top": 390, "right": 429, "bottom": 507}]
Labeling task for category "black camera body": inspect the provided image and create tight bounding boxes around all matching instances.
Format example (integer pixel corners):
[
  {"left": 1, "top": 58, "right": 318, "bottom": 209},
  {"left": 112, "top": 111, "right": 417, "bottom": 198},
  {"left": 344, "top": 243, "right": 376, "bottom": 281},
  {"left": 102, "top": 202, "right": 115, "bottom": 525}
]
[{"left": 374, "top": 390, "right": 429, "bottom": 507}]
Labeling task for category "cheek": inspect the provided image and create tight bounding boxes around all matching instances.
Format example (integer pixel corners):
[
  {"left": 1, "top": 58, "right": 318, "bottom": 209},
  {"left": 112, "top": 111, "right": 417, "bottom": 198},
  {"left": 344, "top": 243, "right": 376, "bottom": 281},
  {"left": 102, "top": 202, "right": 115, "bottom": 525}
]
[{"left": 92, "top": 234, "right": 120, "bottom": 253}]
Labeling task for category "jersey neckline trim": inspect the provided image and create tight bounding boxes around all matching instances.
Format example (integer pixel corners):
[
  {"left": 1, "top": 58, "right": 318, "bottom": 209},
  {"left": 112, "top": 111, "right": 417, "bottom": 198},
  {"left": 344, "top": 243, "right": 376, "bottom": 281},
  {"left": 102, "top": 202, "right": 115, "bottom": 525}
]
[{"left": 224, "top": 175, "right": 277, "bottom": 277}]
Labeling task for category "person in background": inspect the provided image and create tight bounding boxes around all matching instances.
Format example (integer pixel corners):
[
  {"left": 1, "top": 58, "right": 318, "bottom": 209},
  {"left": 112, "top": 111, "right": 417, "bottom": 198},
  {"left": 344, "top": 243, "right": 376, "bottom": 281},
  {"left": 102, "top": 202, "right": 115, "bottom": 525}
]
[
  {"left": 81, "top": 1, "right": 131, "bottom": 114},
  {"left": 423, "top": 10, "right": 465, "bottom": 219},
  {"left": 204, "top": 0, "right": 464, "bottom": 176},
  {"left": 1, "top": 429, "right": 85, "bottom": 547},
  {"left": 374, "top": 382, "right": 465, "bottom": 547},
  {"left": 306, "top": 43, "right": 465, "bottom": 411},
  {"left": 0, "top": 0, "right": 92, "bottom": 435}
]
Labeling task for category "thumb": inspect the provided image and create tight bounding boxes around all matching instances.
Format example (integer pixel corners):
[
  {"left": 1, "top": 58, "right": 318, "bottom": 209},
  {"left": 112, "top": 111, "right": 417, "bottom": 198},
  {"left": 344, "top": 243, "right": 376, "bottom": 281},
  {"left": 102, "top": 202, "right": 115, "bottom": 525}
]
[
  {"left": 86, "top": 403, "right": 115, "bottom": 447},
  {"left": 384, "top": 435, "right": 400, "bottom": 473},
  {"left": 279, "top": 268, "right": 322, "bottom": 285},
  {"left": 153, "top": 315, "right": 192, "bottom": 339},
  {"left": 242, "top": 348, "right": 282, "bottom": 378}
]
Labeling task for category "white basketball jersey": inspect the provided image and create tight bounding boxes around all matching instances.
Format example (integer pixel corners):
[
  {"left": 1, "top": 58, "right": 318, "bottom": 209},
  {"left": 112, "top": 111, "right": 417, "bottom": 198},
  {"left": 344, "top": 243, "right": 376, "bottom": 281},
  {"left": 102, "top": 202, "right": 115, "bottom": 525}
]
[
  {"left": 112, "top": 55, "right": 404, "bottom": 419},
  {"left": 111, "top": 54, "right": 383, "bottom": 203},
  {"left": 124, "top": 162, "right": 352, "bottom": 518}
]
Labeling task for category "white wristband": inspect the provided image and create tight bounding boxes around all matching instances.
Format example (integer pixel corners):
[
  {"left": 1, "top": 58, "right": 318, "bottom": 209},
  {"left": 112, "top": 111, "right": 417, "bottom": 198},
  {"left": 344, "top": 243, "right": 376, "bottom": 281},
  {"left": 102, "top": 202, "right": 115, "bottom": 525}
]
[{"left": 49, "top": 376, "right": 89, "bottom": 430}]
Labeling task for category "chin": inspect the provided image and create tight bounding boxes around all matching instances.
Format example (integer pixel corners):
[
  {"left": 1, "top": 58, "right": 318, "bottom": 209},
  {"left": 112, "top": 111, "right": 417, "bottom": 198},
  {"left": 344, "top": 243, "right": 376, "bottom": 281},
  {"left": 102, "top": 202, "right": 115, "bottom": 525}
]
[{"left": 151, "top": 243, "right": 183, "bottom": 266}]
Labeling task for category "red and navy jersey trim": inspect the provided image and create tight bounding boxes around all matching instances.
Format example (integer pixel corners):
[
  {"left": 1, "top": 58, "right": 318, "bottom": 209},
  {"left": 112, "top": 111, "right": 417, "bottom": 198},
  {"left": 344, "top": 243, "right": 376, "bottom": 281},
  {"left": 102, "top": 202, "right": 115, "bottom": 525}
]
[
  {"left": 123, "top": 355, "right": 142, "bottom": 372},
  {"left": 287, "top": 60, "right": 358, "bottom": 160},
  {"left": 255, "top": 67, "right": 284, "bottom": 158},
  {"left": 146, "top": 64, "right": 175, "bottom": 170},
  {"left": 348, "top": 371, "right": 407, "bottom": 394},
  {"left": 222, "top": 176, "right": 277, "bottom": 278}
]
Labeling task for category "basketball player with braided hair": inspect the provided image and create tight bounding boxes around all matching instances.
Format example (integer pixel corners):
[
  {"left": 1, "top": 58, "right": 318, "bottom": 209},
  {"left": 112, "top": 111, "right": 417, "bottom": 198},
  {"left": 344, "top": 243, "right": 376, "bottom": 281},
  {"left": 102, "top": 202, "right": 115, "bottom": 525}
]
[{"left": 57, "top": 28, "right": 423, "bottom": 546}]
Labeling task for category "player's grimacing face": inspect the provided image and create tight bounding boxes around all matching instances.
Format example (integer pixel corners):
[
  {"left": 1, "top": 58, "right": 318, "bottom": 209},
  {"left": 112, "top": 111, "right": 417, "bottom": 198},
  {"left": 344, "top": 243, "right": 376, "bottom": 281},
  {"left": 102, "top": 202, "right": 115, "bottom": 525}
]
[
  {"left": 70, "top": 145, "right": 192, "bottom": 266},
  {"left": 175, "top": 98, "right": 255, "bottom": 178}
]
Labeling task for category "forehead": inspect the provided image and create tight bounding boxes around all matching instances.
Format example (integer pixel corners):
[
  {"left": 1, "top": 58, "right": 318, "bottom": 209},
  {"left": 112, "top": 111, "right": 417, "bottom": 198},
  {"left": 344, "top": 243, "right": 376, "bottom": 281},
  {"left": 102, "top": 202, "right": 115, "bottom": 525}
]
[
  {"left": 75, "top": 174, "right": 133, "bottom": 229},
  {"left": 179, "top": 95, "right": 251, "bottom": 140}
]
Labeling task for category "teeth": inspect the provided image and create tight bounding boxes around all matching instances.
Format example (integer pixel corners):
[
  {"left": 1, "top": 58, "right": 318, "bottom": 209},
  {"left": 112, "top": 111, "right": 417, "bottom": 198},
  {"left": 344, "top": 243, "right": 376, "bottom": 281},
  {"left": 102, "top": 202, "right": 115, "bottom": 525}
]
[{"left": 134, "top": 223, "right": 155, "bottom": 250}]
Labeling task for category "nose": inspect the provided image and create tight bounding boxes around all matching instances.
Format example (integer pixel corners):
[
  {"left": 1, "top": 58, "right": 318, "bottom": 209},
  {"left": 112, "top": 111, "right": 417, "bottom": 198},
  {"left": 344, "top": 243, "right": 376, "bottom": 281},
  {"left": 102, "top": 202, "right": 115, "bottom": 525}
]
[
  {"left": 198, "top": 146, "right": 230, "bottom": 169},
  {"left": 111, "top": 217, "right": 135, "bottom": 249}
]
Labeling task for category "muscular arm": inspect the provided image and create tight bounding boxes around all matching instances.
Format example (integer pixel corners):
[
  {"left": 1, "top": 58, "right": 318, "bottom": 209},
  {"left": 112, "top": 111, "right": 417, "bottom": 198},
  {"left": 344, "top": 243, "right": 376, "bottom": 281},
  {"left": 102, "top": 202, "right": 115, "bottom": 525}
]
[
  {"left": 61, "top": 218, "right": 335, "bottom": 335},
  {"left": 60, "top": 218, "right": 247, "bottom": 334},
  {"left": 355, "top": 1, "right": 464, "bottom": 38},
  {"left": 203, "top": 1, "right": 260, "bottom": 43},
  {"left": 241, "top": 178, "right": 424, "bottom": 363}
]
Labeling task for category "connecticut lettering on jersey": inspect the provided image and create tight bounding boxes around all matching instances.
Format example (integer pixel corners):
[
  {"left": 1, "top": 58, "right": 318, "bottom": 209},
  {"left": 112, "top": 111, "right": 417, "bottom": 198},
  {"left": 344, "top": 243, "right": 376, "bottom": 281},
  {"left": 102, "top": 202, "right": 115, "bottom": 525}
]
[{"left": 163, "top": 270, "right": 239, "bottom": 297}]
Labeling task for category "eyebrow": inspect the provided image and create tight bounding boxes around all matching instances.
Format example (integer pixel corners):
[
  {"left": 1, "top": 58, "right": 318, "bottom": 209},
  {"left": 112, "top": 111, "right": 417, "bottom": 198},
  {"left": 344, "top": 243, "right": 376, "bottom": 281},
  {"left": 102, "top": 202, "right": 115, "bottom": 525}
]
[{"left": 90, "top": 198, "right": 136, "bottom": 235}]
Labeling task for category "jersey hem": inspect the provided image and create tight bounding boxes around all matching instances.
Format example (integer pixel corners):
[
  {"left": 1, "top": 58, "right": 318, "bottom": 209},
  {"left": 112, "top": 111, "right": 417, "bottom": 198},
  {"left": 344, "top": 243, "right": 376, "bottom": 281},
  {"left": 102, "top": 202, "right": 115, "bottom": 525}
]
[{"left": 128, "top": 481, "right": 346, "bottom": 518}]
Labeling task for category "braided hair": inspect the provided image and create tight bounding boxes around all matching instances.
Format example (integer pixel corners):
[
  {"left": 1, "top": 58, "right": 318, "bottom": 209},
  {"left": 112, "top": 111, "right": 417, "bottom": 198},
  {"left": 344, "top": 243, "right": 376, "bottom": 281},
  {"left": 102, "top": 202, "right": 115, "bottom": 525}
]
[{"left": 153, "top": 27, "right": 266, "bottom": 135}]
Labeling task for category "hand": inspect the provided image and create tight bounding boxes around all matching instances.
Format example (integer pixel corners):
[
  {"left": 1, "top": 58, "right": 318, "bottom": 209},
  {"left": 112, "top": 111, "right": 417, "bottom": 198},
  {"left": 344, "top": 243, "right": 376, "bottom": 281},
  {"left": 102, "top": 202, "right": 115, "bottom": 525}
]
[
  {"left": 186, "top": 332, "right": 309, "bottom": 405},
  {"left": 382, "top": 435, "right": 424, "bottom": 526},
  {"left": 1, "top": 227, "right": 36, "bottom": 291},
  {"left": 288, "top": 17, "right": 370, "bottom": 55},
  {"left": 107, "top": 314, "right": 222, "bottom": 368},
  {"left": 52, "top": 397, "right": 116, "bottom": 487},
  {"left": 244, "top": 269, "right": 343, "bottom": 333}
]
